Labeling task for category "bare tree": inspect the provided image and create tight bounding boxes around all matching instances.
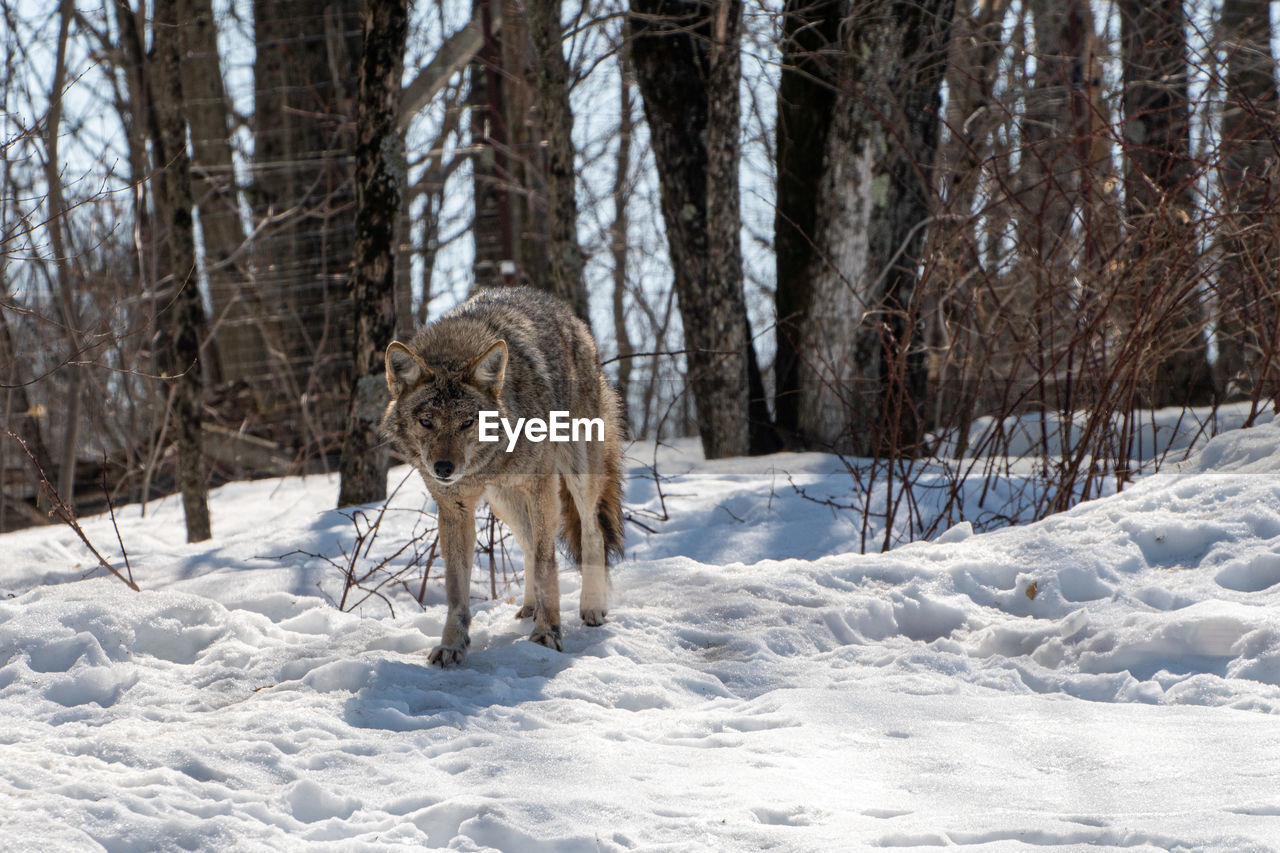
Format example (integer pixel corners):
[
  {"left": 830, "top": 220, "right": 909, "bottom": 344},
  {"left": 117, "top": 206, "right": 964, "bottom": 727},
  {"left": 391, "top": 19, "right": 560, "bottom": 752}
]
[
  {"left": 629, "top": 0, "right": 760, "bottom": 459},
  {"left": 1119, "top": 0, "right": 1214, "bottom": 407},
  {"left": 252, "top": 0, "right": 363, "bottom": 444},
  {"left": 610, "top": 46, "right": 636, "bottom": 429},
  {"left": 338, "top": 0, "right": 411, "bottom": 508},
  {"left": 40, "top": 0, "right": 82, "bottom": 507},
  {"left": 108, "top": 2, "right": 155, "bottom": 293},
  {"left": 528, "top": 0, "right": 590, "bottom": 321},
  {"left": 1213, "top": 0, "right": 1280, "bottom": 399},
  {"left": 4, "top": 0, "right": 1278, "bottom": 544},
  {"left": 773, "top": 0, "right": 841, "bottom": 447},
  {"left": 922, "top": 0, "right": 1007, "bottom": 444},
  {"left": 470, "top": 0, "right": 554, "bottom": 296},
  {"left": 178, "top": 0, "right": 265, "bottom": 392},
  {"left": 782, "top": 0, "right": 955, "bottom": 455},
  {"left": 1008, "top": 0, "right": 1108, "bottom": 412},
  {"left": 0, "top": 304, "right": 57, "bottom": 527},
  {"left": 153, "top": 0, "right": 213, "bottom": 541},
  {"left": 470, "top": 0, "right": 514, "bottom": 292}
]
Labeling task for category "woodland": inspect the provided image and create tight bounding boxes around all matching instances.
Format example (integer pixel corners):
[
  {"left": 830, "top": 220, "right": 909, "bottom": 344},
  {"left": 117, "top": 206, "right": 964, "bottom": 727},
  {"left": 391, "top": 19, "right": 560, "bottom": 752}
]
[{"left": 1, "top": 0, "right": 1277, "bottom": 544}]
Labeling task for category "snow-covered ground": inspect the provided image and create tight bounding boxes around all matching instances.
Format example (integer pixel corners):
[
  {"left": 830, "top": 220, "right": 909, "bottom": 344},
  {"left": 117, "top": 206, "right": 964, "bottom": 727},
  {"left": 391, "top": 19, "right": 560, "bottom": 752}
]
[{"left": 4, "top": 423, "right": 1280, "bottom": 850}]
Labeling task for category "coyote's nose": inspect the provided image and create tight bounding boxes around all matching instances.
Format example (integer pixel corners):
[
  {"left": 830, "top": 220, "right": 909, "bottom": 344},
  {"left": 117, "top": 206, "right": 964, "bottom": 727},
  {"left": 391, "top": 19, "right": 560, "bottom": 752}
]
[{"left": 434, "top": 460, "right": 455, "bottom": 479}]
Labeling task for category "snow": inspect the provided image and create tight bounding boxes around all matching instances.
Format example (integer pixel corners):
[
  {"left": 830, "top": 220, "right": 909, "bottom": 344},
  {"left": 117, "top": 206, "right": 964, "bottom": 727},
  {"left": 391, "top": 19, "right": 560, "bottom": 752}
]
[{"left": 4, "top": 422, "right": 1280, "bottom": 850}]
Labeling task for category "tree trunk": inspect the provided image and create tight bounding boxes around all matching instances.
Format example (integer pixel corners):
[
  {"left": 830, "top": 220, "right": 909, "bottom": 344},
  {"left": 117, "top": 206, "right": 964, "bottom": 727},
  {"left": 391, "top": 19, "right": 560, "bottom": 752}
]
[
  {"left": 629, "top": 0, "right": 757, "bottom": 459},
  {"left": 503, "top": 0, "right": 552, "bottom": 294},
  {"left": 178, "top": 0, "right": 264, "bottom": 392},
  {"left": 112, "top": 1, "right": 157, "bottom": 299},
  {"left": 337, "top": 0, "right": 409, "bottom": 507},
  {"left": 470, "top": 0, "right": 553, "bottom": 296},
  {"left": 0, "top": 64, "right": 55, "bottom": 525},
  {"left": 393, "top": 129, "right": 415, "bottom": 342},
  {"left": 1009, "top": 0, "right": 1095, "bottom": 415},
  {"left": 154, "top": 0, "right": 212, "bottom": 542},
  {"left": 1019, "top": 0, "right": 1089, "bottom": 265},
  {"left": 924, "top": 0, "right": 1007, "bottom": 438},
  {"left": 1004, "top": 0, "right": 1117, "bottom": 421},
  {"left": 773, "top": 0, "right": 841, "bottom": 445},
  {"left": 610, "top": 49, "right": 634, "bottom": 431},
  {"left": 115, "top": 0, "right": 170, "bottom": 505},
  {"left": 252, "top": 0, "right": 362, "bottom": 444},
  {"left": 793, "top": 0, "right": 954, "bottom": 455},
  {"left": 1213, "top": 0, "right": 1280, "bottom": 399},
  {"left": 42, "top": 0, "right": 83, "bottom": 508},
  {"left": 1119, "top": 0, "right": 1214, "bottom": 407},
  {"left": 0, "top": 299, "right": 57, "bottom": 524},
  {"left": 528, "top": 0, "right": 590, "bottom": 321},
  {"left": 470, "top": 0, "right": 514, "bottom": 291}
]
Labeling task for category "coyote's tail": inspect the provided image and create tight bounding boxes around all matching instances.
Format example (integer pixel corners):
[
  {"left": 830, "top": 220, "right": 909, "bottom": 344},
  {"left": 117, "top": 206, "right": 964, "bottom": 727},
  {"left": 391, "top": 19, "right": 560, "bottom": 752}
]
[
  {"left": 560, "top": 445, "right": 625, "bottom": 567},
  {"left": 598, "top": 447, "right": 624, "bottom": 564}
]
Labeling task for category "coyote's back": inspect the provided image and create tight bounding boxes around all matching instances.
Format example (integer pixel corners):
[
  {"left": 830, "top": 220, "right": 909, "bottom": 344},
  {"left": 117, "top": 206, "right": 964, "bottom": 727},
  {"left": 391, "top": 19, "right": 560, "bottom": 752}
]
[{"left": 381, "top": 286, "right": 624, "bottom": 665}]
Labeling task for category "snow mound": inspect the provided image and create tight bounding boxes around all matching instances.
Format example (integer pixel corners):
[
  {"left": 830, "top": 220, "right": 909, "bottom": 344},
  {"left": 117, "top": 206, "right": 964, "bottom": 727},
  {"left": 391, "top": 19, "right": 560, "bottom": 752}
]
[{"left": 3, "top": 423, "right": 1280, "bottom": 849}]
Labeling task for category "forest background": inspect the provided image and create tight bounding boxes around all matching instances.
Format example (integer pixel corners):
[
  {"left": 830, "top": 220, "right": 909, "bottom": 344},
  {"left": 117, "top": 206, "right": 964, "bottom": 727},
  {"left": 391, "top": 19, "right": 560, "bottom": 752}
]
[{"left": 1, "top": 0, "right": 1277, "bottom": 546}]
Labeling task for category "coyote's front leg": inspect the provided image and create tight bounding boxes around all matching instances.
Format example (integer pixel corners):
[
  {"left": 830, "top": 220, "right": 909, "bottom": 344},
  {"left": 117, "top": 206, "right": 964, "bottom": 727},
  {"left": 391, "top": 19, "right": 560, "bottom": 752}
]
[
  {"left": 526, "top": 478, "right": 563, "bottom": 651},
  {"left": 429, "top": 497, "right": 477, "bottom": 667}
]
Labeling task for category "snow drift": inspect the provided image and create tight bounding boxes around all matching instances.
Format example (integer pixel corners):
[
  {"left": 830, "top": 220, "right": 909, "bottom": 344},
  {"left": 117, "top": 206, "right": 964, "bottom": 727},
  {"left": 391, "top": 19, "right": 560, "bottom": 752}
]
[{"left": 3, "top": 422, "right": 1280, "bottom": 850}]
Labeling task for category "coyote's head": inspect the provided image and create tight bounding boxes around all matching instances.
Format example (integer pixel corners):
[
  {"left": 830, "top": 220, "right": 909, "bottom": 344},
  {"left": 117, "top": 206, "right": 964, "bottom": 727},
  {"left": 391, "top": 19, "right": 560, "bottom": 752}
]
[{"left": 381, "top": 339, "right": 507, "bottom": 486}]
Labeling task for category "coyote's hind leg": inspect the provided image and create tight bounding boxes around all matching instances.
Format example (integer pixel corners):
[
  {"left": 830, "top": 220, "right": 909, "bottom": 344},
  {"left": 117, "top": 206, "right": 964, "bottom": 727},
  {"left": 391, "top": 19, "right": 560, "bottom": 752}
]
[{"left": 562, "top": 471, "right": 607, "bottom": 627}]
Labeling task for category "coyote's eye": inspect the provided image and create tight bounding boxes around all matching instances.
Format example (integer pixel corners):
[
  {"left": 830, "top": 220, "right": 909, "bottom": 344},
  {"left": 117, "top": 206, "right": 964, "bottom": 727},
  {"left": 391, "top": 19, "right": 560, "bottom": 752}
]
[
  {"left": 458, "top": 417, "right": 475, "bottom": 432},
  {"left": 417, "top": 414, "right": 435, "bottom": 430}
]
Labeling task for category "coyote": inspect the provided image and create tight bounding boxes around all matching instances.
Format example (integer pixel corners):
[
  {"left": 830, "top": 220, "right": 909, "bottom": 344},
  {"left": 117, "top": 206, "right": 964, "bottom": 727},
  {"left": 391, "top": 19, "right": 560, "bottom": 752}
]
[{"left": 382, "top": 287, "right": 624, "bottom": 666}]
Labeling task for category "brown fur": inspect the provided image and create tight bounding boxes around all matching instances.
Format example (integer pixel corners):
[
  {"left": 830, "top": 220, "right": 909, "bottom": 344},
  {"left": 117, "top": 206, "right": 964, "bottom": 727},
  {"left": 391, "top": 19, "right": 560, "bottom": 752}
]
[
  {"left": 381, "top": 286, "right": 625, "bottom": 666},
  {"left": 559, "top": 417, "right": 624, "bottom": 566}
]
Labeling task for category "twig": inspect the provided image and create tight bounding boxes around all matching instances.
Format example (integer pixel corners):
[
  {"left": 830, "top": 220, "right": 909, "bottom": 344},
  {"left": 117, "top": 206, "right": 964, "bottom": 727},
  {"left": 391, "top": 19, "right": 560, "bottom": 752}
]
[
  {"left": 3, "top": 431, "right": 140, "bottom": 591},
  {"left": 101, "top": 453, "right": 134, "bottom": 587},
  {"left": 600, "top": 347, "right": 737, "bottom": 366}
]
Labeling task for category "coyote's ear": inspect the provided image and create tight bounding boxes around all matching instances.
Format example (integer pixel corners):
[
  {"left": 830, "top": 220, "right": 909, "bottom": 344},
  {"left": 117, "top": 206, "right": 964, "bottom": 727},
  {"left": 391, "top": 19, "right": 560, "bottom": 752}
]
[
  {"left": 385, "top": 341, "right": 432, "bottom": 396},
  {"left": 468, "top": 340, "right": 507, "bottom": 395}
]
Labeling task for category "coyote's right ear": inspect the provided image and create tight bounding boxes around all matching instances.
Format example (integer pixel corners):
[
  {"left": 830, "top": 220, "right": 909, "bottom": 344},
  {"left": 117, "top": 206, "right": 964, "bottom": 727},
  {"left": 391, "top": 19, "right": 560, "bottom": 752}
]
[{"left": 385, "top": 342, "right": 432, "bottom": 396}]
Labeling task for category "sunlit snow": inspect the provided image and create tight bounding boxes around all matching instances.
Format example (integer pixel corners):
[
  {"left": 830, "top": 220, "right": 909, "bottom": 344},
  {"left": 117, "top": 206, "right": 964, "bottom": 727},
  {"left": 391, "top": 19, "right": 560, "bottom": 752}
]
[{"left": 3, "top": 421, "right": 1280, "bottom": 849}]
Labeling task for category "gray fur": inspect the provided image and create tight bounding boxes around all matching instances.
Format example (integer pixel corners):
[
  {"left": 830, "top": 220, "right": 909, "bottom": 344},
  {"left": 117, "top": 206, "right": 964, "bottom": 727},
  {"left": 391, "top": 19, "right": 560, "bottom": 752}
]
[{"left": 382, "top": 287, "right": 625, "bottom": 665}]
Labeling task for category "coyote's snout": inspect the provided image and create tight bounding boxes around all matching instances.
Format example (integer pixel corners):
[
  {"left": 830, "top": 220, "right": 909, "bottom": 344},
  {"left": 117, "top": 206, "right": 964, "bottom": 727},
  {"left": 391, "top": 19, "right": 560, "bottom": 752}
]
[{"left": 382, "top": 287, "right": 624, "bottom": 666}]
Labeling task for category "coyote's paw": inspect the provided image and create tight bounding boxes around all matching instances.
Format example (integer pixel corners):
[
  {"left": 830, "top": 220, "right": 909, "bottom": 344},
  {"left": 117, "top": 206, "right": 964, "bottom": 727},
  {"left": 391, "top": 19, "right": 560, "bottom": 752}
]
[
  {"left": 515, "top": 603, "right": 535, "bottom": 619},
  {"left": 428, "top": 641, "right": 468, "bottom": 668},
  {"left": 580, "top": 608, "right": 607, "bottom": 627},
  {"left": 528, "top": 625, "right": 563, "bottom": 652}
]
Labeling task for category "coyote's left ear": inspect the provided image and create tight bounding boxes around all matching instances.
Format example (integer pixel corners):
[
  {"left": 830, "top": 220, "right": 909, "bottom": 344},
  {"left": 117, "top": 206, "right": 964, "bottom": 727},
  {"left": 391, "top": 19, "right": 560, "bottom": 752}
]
[{"left": 468, "top": 340, "right": 507, "bottom": 395}]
